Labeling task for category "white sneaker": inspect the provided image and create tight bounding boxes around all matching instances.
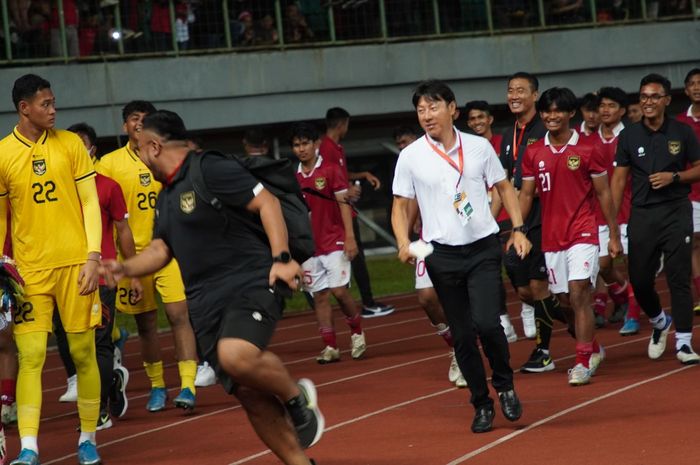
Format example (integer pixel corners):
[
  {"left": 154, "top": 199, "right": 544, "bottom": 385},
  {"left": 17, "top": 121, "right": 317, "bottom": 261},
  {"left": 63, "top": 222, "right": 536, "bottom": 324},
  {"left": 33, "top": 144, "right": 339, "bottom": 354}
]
[
  {"left": 589, "top": 344, "right": 605, "bottom": 376},
  {"left": 568, "top": 363, "right": 592, "bottom": 386},
  {"left": 350, "top": 332, "right": 366, "bottom": 360},
  {"left": 1, "top": 402, "right": 16, "bottom": 425},
  {"left": 448, "top": 350, "right": 461, "bottom": 383},
  {"left": 454, "top": 374, "right": 468, "bottom": 388},
  {"left": 113, "top": 346, "right": 122, "bottom": 369},
  {"left": 194, "top": 361, "right": 217, "bottom": 387},
  {"left": 676, "top": 345, "right": 700, "bottom": 365},
  {"left": 500, "top": 314, "right": 518, "bottom": 343},
  {"left": 648, "top": 315, "right": 672, "bottom": 360},
  {"left": 316, "top": 346, "right": 340, "bottom": 364},
  {"left": 520, "top": 303, "right": 536, "bottom": 339},
  {"left": 59, "top": 374, "right": 78, "bottom": 402}
]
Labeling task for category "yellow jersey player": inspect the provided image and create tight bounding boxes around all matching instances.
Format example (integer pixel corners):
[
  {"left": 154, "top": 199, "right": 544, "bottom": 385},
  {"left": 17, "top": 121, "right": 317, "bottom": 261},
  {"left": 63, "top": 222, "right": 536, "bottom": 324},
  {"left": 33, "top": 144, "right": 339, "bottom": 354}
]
[
  {"left": 96, "top": 101, "right": 198, "bottom": 412},
  {"left": 0, "top": 75, "right": 102, "bottom": 465}
]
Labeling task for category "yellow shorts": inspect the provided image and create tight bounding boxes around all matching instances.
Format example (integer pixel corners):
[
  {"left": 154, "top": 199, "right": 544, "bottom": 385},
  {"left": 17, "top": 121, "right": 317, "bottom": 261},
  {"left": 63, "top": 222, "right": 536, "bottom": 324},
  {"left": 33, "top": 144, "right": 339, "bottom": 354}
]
[
  {"left": 116, "top": 259, "right": 186, "bottom": 315},
  {"left": 14, "top": 265, "right": 101, "bottom": 335}
]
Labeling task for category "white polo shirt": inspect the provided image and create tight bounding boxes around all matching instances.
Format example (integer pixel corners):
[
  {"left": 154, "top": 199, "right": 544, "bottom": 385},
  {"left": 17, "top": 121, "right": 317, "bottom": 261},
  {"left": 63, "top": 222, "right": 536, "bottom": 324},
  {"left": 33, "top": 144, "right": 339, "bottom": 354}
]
[{"left": 393, "top": 128, "right": 505, "bottom": 246}]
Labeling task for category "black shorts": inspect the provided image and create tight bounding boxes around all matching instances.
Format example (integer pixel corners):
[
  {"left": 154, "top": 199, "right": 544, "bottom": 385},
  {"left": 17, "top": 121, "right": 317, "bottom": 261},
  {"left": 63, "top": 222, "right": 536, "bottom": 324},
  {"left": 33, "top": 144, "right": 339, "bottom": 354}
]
[
  {"left": 189, "top": 286, "right": 283, "bottom": 394},
  {"left": 504, "top": 226, "right": 548, "bottom": 288}
]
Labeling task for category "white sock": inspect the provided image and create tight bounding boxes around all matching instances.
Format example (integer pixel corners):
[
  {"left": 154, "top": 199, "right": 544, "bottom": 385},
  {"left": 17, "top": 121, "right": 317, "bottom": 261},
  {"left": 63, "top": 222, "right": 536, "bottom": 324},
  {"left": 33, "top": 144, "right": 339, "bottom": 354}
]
[
  {"left": 649, "top": 311, "right": 667, "bottom": 329},
  {"left": 21, "top": 436, "right": 38, "bottom": 453},
  {"left": 79, "top": 431, "right": 96, "bottom": 446},
  {"left": 675, "top": 332, "right": 692, "bottom": 351}
]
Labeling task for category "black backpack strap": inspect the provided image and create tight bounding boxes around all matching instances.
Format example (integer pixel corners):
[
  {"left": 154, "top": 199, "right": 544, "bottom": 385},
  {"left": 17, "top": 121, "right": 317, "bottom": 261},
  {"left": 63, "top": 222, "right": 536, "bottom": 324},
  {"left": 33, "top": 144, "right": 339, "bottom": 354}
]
[
  {"left": 300, "top": 187, "right": 357, "bottom": 213},
  {"left": 189, "top": 150, "right": 223, "bottom": 212}
]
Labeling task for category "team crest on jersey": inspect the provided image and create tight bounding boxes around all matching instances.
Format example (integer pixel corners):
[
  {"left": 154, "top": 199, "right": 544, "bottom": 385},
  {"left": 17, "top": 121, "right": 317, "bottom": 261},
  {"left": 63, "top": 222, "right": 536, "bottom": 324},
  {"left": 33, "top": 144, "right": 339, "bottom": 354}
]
[
  {"left": 140, "top": 173, "right": 151, "bottom": 186},
  {"left": 180, "top": 191, "right": 196, "bottom": 214},
  {"left": 315, "top": 177, "right": 326, "bottom": 190},
  {"left": 668, "top": 141, "right": 681, "bottom": 155},
  {"left": 527, "top": 138, "right": 538, "bottom": 145},
  {"left": 32, "top": 159, "right": 46, "bottom": 176},
  {"left": 567, "top": 155, "right": 581, "bottom": 170}
]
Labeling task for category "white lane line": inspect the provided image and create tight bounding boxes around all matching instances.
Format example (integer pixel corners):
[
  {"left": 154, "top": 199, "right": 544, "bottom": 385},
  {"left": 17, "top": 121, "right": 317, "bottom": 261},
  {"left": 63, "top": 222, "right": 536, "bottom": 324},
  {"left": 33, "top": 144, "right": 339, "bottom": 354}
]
[{"left": 445, "top": 364, "right": 696, "bottom": 464}]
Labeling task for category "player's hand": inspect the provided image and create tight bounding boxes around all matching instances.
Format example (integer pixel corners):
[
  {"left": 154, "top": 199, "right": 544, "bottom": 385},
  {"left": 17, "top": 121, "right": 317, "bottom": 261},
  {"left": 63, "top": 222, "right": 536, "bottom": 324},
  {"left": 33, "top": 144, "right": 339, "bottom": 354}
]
[
  {"left": 130, "top": 277, "right": 144, "bottom": 303},
  {"left": 344, "top": 237, "right": 359, "bottom": 261},
  {"left": 364, "top": 172, "right": 381, "bottom": 190},
  {"left": 608, "top": 234, "right": 623, "bottom": 259},
  {"left": 511, "top": 231, "right": 532, "bottom": 259},
  {"left": 347, "top": 184, "right": 361, "bottom": 203},
  {"left": 649, "top": 172, "right": 673, "bottom": 189},
  {"left": 269, "top": 260, "right": 303, "bottom": 291},
  {"left": 397, "top": 243, "right": 415, "bottom": 265},
  {"left": 99, "top": 259, "right": 125, "bottom": 288},
  {"left": 78, "top": 260, "right": 100, "bottom": 295}
]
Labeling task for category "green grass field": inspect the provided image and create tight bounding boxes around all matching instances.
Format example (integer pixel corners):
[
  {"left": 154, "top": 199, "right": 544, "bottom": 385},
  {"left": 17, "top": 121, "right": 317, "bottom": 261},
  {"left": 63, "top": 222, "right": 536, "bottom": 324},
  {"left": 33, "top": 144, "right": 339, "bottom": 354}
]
[{"left": 114, "top": 254, "right": 414, "bottom": 334}]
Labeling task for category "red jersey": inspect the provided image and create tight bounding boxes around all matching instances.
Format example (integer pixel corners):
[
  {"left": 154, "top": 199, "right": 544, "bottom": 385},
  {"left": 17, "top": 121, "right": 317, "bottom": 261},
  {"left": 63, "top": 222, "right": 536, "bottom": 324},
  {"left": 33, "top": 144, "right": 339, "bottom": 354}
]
[
  {"left": 581, "top": 124, "right": 631, "bottom": 225},
  {"left": 676, "top": 107, "right": 700, "bottom": 202},
  {"left": 50, "top": 0, "right": 78, "bottom": 27},
  {"left": 319, "top": 135, "right": 350, "bottom": 184},
  {"left": 488, "top": 134, "right": 509, "bottom": 222},
  {"left": 96, "top": 173, "right": 128, "bottom": 261},
  {"left": 522, "top": 131, "right": 608, "bottom": 252},
  {"left": 296, "top": 156, "right": 349, "bottom": 256}
]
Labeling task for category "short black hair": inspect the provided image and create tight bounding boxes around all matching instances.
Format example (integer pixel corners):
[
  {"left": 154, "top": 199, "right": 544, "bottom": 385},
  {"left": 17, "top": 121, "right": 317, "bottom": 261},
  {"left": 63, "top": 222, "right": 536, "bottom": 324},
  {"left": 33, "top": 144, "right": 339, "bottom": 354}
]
[
  {"left": 142, "top": 110, "right": 188, "bottom": 142},
  {"left": 537, "top": 87, "right": 578, "bottom": 113},
  {"left": 463, "top": 100, "right": 492, "bottom": 116},
  {"left": 243, "top": 128, "right": 268, "bottom": 147},
  {"left": 67, "top": 122, "right": 97, "bottom": 147},
  {"left": 578, "top": 93, "right": 600, "bottom": 111},
  {"left": 598, "top": 87, "right": 627, "bottom": 107},
  {"left": 684, "top": 68, "right": 700, "bottom": 86},
  {"left": 290, "top": 122, "right": 320, "bottom": 144},
  {"left": 392, "top": 125, "right": 420, "bottom": 140},
  {"left": 412, "top": 79, "right": 456, "bottom": 108},
  {"left": 639, "top": 73, "right": 671, "bottom": 96},
  {"left": 325, "top": 107, "right": 350, "bottom": 129},
  {"left": 122, "top": 100, "right": 156, "bottom": 122},
  {"left": 12, "top": 74, "right": 51, "bottom": 110},
  {"left": 507, "top": 72, "right": 539, "bottom": 92}
]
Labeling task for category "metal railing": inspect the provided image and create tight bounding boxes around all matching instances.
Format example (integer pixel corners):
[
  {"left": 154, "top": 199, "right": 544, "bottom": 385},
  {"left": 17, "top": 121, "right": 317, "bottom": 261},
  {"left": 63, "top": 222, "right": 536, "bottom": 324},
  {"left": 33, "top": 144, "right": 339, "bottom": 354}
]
[{"left": 1, "top": 0, "right": 697, "bottom": 66}]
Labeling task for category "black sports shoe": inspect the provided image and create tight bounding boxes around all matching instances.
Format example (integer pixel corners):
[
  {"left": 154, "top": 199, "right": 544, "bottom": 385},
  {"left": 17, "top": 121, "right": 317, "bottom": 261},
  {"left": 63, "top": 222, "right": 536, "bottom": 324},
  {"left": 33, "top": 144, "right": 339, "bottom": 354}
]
[
  {"left": 286, "top": 378, "right": 325, "bottom": 449},
  {"left": 471, "top": 405, "right": 495, "bottom": 433},
  {"left": 520, "top": 348, "right": 555, "bottom": 373},
  {"left": 609, "top": 302, "right": 627, "bottom": 323},
  {"left": 497, "top": 389, "right": 522, "bottom": 422},
  {"left": 109, "top": 365, "right": 129, "bottom": 418},
  {"left": 361, "top": 302, "right": 395, "bottom": 318},
  {"left": 96, "top": 410, "right": 112, "bottom": 431}
]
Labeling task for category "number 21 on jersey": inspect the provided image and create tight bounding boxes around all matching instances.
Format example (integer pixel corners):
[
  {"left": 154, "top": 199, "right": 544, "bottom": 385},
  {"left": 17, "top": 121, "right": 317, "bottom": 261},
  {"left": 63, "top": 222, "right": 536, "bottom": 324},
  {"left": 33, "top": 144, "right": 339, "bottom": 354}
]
[{"left": 538, "top": 172, "right": 551, "bottom": 192}]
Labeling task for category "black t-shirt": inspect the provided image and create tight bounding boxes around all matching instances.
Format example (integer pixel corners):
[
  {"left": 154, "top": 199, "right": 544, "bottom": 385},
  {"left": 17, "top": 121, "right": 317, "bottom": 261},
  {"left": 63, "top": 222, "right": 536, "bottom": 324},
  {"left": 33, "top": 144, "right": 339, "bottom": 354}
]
[
  {"left": 616, "top": 117, "right": 700, "bottom": 207},
  {"left": 500, "top": 114, "right": 547, "bottom": 229},
  {"left": 154, "top": 152, "right": 272, "bottom": 304}
]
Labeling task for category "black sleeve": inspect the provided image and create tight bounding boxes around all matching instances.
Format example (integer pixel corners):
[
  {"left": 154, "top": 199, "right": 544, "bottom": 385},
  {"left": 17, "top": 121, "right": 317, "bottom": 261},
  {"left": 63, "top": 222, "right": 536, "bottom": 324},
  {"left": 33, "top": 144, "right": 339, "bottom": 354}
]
[
  {"left": 615, "top": 128, "right": 631, "bottom": 167},
  {"left": 202, "top": 155, "right": 261, "bottom": 209}
]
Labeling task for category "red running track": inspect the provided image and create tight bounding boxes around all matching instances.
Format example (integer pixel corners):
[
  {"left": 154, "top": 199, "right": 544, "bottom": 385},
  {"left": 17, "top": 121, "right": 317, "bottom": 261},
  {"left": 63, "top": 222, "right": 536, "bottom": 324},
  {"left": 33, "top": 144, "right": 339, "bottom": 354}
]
[{"left": 8, "top": 276, "right": 700, "bottom": 465}]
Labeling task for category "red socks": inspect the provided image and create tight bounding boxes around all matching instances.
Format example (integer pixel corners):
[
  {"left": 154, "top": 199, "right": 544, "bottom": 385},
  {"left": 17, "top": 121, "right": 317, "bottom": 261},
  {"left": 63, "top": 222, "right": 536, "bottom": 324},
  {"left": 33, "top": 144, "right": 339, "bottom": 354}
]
[
  {"left": 575, "top": 342, "right": 594, "bottom": 368},
  {"left": 0, "top": 379, "right": 15, "bottom": 405},
  {"left": 607, "top": 281, "right": 629, "bottom": 306},
  {"left": 593, "top": 293, "right": 608, "bottom": 317},
  {"left": 345, "top": 314, "right": 363, "bottom": 336},
  {"left": 627, "top": 284, "right": 641, "bottom": 320},
  {"left": 693, "top": 276, "right": 700, "bottom": 297},
  {"left": 319, "top": 327, "right": 337, "bottom": 348}
]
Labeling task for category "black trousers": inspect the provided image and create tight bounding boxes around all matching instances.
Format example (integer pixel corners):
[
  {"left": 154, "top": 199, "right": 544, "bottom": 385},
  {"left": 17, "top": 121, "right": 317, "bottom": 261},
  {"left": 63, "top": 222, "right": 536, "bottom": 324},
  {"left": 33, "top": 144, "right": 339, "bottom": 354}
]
[
  {"left": 54, "top": 285, "right": 116, "bottom": 411},
  {"left": 426, "top": 235, "right": 514, "bottom": 409},
  {"left": 351, "top": 216, "right": 376, "bottom": 306},
  {"left": 628, "top": 200, "right": 694, "bottom": 332}
]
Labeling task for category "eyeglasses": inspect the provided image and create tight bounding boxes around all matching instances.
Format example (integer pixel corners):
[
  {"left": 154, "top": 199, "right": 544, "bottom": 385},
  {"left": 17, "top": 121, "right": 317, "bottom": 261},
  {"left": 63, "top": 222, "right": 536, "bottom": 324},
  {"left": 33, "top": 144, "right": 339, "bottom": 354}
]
[{"left": 639, "top": 94, "right": 668, "bottom": 103}]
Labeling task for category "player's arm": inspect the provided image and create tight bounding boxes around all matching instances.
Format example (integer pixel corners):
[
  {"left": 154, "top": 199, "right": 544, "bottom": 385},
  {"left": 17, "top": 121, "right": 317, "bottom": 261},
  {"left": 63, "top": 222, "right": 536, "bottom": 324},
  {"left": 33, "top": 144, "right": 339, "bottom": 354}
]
[
  {"left": 517, "top": 178, "right": 536, "bottom": 227},
  {"left": 392, "top": 195, "right": 414, "bottom": 264},
  {"left": 610, "top": 166, "right": 629, "bottom": 216},
  {"left": 592, "top": 174, "right": 622, "bottom": 258},
  {"left": 349, "top": 170, "right": 381, "bottom": 190},
  {"left": 246, "top": 188, "right": 302, "bottom": 290},
  {"left": 335, "top": 189, "right": 358, "bottom": 260},
  {"left": 76, "top": 178, "right": 102, "bottom": 295},
  {"left": 0, "top": 196, "right": 7, "bottom": 250},
  {"left": 101, "top": 238, "right": 173, "bottom": 288},
  {"left": 495, "top": 178, "right": 530, "bottom": 258},
  {"left": 114, "top": 218, "right": 143, "bottom": 302}
]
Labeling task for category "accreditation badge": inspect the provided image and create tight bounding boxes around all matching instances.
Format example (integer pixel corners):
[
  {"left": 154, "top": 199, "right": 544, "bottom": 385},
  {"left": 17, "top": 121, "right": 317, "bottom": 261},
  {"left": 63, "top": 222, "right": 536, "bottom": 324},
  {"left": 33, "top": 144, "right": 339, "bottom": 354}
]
[{"left": 453, "top": 191, "right": 474, "bottom": 226}]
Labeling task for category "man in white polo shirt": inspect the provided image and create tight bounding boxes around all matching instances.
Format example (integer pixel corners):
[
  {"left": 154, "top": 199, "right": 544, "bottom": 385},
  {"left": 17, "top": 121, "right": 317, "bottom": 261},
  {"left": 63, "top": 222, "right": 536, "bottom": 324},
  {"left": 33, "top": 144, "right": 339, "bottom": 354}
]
[{"left": 392, "top": 80, "right": 531, "bottom": 434}]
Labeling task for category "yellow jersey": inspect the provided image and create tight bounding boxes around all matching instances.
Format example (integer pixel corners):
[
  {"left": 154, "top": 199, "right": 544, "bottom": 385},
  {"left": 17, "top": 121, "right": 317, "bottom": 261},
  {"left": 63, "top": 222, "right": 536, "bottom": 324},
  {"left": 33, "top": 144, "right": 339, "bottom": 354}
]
[
  {"left": 96, "top": 144, "right": 160, "bottom": 252},
  {"left": 0, "top": 127, "right": 96, "bottom": 272}
]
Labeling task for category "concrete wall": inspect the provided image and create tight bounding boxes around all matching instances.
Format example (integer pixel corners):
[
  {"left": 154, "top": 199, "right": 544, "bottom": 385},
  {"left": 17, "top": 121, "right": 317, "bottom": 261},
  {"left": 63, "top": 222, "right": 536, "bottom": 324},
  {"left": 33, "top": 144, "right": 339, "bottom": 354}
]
[{"left": 1, "top": 20, "right": 697, "bottom": 137}]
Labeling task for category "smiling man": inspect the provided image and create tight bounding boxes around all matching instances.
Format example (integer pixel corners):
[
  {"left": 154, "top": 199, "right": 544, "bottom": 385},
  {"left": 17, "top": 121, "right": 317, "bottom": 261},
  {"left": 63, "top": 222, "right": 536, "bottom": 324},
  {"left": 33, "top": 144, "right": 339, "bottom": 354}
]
[
  {"left": 392, "top": 80, "right": 530, "bottom": 433},
  {"left": 612, "top": 73, "right": 700, "bottom": 365}
]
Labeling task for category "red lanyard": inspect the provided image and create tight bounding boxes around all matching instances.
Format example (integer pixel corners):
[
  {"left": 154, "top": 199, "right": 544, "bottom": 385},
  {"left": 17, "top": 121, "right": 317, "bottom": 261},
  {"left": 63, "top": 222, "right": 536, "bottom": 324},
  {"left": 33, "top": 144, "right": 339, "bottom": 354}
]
[
  {"left": 425, "top": 133, "right": 463, "bottom": 189},
  {"left": 512, "top": 120, "right": 527, "bottom": 162}
]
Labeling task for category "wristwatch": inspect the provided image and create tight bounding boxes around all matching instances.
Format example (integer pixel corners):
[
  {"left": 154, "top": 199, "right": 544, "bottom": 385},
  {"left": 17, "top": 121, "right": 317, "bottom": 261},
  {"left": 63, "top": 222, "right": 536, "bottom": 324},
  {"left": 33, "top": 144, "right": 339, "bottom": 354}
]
[
  {"left": 272, "top": 251, "right": 292, "bottom": 264},
  {"left": 512, "top": 225, "right": 528, "bottom": 234},
  {"left": 672, "top": 172, "right": 681, "bottom": 184}
]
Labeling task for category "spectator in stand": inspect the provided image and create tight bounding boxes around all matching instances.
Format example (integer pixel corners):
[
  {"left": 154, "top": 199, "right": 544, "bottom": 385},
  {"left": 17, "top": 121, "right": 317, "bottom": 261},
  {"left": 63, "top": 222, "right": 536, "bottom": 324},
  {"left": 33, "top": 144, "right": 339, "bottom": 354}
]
[
  {"left": 236, "top": 11, "right": 256, "bottom": 46},
  {"left": 285, "top": 3, "right": 314, "bottom": 43},
  {"left": 50, "top": 0, "right": 79, "bottom": 57},
  {"left": 175, "top": 1, "right": 195, "bottom": 51},
  {"left": 256, "top": 14, "right": 279, "bottom": 45},
  {"left": 150, "top": 0, "right": 172, "bottom": 52},
  {"left": 547, "top": 0, "right": 586, "bottom": 24},
  {"left": 8, "top": 0, "right": 31, "bottom": 32}
]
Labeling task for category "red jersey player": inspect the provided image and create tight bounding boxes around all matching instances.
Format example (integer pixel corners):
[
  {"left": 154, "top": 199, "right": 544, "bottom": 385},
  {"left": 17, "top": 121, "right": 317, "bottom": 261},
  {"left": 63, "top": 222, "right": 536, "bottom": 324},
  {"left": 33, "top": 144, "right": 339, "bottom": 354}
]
[
  {"left": 520, "top": 87, "right": 622, "bottom": 386},
  {"left": 291, "top": 122, "right": 367, "bottom": 364},
  {"left": 676, "top": 68, "right": 700, "bottom": 314}
]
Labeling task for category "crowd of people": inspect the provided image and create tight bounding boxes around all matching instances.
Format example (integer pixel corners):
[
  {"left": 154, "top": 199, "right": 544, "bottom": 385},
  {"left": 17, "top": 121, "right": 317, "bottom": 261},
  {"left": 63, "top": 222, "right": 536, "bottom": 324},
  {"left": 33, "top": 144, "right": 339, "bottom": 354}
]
[
  {"left": 2, "top": 1, "right": 696, "bottom": 60},
  {"left": 0, "top": 64, "right": 698, "bottom": 465}
]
